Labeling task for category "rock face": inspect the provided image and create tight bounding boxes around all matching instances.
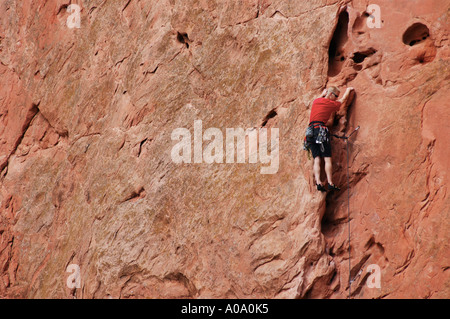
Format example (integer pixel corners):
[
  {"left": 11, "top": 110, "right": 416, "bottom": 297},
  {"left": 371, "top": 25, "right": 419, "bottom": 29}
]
[{"left": 0, "top": 0, "right": 449, "bottom": 299}]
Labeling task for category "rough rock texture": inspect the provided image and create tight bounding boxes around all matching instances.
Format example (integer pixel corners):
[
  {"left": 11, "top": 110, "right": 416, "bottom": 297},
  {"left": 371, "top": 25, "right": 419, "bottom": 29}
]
[{"left": 0, "top": 0, "right": 449, "bottom": 299}]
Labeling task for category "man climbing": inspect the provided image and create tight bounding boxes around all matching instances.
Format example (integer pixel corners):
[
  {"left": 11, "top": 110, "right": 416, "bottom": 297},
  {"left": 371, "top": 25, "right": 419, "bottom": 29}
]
[{"left": 306, "top": 86, "right": 355, "bottom": 192}]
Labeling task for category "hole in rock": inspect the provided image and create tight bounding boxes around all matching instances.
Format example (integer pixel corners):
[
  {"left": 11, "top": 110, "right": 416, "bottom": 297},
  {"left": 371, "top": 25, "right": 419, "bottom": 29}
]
[
  {"left": 328, "top": 270, "right": 337, "bottom": 285},
  {"left": 177, "top": 32, "right": 190, "bottom": 48},
  {"left": 137, "top": 138, "right": 150, "bottom": 157},
  {"left": 328, "top": 10, "right": 349, "bottom": 77},
  {"left": 402, "top": 23, "right": 430, "bottom": 46},
  {"left": 351, "top": 48, "right": 377, "bottom": 64},
  {"left": 57, "top": 4, "right": 69, "bottom": 15},
  {"left": 352, "top": 52, "right": 366, "bottom": 64},
  {"left": 413, "top": 51, "right": 436, "bottom": 65},
  {"left": 261, "top": 109, "right": 277, "bottom": 127}
]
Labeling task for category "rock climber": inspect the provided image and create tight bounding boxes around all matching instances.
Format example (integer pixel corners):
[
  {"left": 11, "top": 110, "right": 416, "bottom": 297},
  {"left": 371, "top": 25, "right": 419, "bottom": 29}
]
[{"left": 306, "top": 86, "right": 355, "bottom": 192}]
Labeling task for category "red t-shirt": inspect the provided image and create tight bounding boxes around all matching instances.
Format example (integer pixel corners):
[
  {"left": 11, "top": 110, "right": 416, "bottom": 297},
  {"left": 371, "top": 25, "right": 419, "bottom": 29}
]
[{"left": 309, "top": 98, "right": 341, "bottom": 124}]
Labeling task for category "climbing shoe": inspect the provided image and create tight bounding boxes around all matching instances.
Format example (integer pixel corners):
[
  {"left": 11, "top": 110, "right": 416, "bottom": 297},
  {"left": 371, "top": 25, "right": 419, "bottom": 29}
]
[
  {"left": 316, "top": 184, "right": 327, "bottom": 192},
  {"left": 328, "top": 183, "right": 341, "bottom": 191}
]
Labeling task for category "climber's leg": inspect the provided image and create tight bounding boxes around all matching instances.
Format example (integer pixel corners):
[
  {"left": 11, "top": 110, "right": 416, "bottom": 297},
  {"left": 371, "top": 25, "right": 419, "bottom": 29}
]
[
  {"left": 324, "top": 157, "right": 340, "bottom": 191},
  {"left": 313, "top": 156, "right": 322, "bottom": 185},
  {"left": 324, "top": 157, "right": 333, "bottom": 186}
]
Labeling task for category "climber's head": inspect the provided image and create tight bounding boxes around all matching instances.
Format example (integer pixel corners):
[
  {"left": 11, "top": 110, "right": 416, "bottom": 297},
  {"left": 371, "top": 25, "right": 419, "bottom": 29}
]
[{"left": 326, "top": 86, "right": 340, "bottom": 100}]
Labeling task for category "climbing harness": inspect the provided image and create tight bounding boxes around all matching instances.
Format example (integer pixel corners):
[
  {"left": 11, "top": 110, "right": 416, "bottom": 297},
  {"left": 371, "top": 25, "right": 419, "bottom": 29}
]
[
  {"left": 316, "top": 126, "right": 329, "bottom": 152},
  {"left": 332, "top": 126, "right": 360, "bottom": 299},
  {"left": 303, "top": 121, "right": 329, "bottom": 153}
]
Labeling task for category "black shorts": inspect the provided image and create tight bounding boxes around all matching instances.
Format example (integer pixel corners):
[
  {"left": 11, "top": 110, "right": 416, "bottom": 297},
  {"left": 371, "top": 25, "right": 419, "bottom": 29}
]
[
  {"left": 309, "top": 140, "right": 332, "bottom": 158},
  {"left": 306, "top": 126, "right": 332, "bottom": 158}
]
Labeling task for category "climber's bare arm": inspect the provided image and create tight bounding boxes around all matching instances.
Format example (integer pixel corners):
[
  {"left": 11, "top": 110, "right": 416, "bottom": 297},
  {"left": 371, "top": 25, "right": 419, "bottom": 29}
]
[
  {"left": 327, "top": 87, "right": 354, "bottom": 126},
  {"left": 337, "top": 87, "right": 355, "bottom": 116}
]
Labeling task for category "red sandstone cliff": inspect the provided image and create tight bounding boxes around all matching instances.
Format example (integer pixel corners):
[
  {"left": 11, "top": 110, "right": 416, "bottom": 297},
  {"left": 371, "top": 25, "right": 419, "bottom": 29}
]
[{"left": 0, "top": 0, "right": 449, "bottom": 298}]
